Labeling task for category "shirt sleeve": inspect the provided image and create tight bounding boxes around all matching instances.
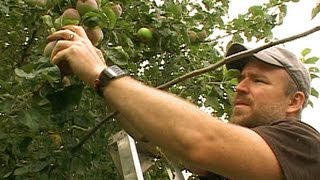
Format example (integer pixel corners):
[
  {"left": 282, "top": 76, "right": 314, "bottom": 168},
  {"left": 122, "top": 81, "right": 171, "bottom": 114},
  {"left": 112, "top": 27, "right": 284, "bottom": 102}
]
[{"left": 252, "top": 120, "right": 320, "bottom": 180}]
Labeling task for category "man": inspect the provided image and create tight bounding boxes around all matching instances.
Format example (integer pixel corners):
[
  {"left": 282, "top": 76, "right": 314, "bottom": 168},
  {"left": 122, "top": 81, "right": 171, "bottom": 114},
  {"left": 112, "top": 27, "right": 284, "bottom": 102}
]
[{"left": 48, "top": 25, "right": 320, "bottom": 180}]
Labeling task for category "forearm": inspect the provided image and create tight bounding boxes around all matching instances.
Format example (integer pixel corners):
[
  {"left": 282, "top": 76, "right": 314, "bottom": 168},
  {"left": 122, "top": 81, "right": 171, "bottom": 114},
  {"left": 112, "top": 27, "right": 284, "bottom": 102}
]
[
  {"left": 102, "top": 76, "right": 220, "bottom": 162},
  {"left": 104, "top": 94, "right": 150, "bottom": 143},
  {"left": 114, "top": 113, "right": 149, "bottom": 142}
]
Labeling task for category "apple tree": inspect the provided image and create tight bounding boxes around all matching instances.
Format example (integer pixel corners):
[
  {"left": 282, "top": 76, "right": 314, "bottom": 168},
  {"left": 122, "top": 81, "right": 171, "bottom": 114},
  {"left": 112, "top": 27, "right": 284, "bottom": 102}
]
[{"left": 0, "top": 0, "right": 319, "bottom": 179}]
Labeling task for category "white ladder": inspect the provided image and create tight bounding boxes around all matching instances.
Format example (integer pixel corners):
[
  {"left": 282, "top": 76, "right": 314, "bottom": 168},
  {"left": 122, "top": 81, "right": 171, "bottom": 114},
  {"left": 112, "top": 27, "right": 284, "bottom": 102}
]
[{"left": 108, "top": 130, "right": 186, "bottom": 180}]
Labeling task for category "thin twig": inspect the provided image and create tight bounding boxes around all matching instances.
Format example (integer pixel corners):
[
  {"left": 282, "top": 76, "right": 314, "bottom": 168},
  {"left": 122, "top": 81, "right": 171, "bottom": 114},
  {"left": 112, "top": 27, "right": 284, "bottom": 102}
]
[
  {"left": 70, "top": 111, "right": 118, "bottom": 153},
  {"left": 70, "top": 125, "right": 91, "bottom": 132}
]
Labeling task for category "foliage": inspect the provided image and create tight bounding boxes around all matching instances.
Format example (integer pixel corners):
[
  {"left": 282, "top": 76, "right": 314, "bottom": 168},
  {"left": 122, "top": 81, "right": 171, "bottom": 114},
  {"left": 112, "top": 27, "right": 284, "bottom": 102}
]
[
  {"left": 0, "top": 0, "right": 318, "bottom": 179},
  {"left": 300, "top": 48, "right": 320, "bottom": 107},
  {"left": 312, "top": 0, "right": 320, "bottom": 19}
]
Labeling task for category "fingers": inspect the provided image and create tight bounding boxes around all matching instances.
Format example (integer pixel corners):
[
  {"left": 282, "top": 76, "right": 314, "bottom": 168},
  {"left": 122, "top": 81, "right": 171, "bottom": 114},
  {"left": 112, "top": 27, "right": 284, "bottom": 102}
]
[
  {"left": 62, "top": 25, "right": 88, "bottom": 38},
  {"left": 51, "top": 47, "right": 66, "bottom": 66},
  {"left": 50, "top": 40, "right": 74, "bottom": 64},
  {"left": 47, "top": 25, "right": 88, "bottom": 41},
  {"left": 95, "top": 48, "right": 106, "bottom": 64},
  {"left": 47, "top": 29, "right": 79, "bottom": 42}
]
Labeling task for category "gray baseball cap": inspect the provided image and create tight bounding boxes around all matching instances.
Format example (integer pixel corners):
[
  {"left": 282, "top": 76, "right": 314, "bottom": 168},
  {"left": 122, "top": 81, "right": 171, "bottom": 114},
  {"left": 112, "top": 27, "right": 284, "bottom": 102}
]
[{"left": 226, "top": 43, "right": 311, "bottom": 103}]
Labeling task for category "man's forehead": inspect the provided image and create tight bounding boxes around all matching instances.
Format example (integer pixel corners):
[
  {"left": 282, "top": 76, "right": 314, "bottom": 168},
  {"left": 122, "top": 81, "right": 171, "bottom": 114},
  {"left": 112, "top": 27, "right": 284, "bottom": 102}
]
[
  {"left": 241, "top": 58, "right": 288, "bottom": 78},
  {"left": 242, "top": 58, "right": 284, "bottom": 71}
]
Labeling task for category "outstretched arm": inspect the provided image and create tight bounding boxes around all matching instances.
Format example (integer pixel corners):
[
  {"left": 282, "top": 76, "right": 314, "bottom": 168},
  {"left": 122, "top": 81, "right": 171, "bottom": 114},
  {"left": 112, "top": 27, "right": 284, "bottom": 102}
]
[{"left": 48, "top": 25, "right": 283, "bottom": 180}]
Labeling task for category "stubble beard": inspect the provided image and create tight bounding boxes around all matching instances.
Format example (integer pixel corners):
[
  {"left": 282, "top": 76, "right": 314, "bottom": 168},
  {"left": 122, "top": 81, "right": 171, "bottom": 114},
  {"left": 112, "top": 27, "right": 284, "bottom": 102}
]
[{"left": 230, "top": 102, "right": 287, "bottom": 128}]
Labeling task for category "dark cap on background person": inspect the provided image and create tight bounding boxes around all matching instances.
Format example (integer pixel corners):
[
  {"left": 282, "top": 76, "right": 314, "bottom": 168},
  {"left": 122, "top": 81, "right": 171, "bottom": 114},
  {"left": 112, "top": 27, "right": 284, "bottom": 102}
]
[{"left": 225, "top": 43, "right": 311, "bottom": 107}]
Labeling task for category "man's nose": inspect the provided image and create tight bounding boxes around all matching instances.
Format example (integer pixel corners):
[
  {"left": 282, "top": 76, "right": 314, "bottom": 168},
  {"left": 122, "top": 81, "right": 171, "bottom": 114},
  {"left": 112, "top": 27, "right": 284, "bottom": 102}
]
[{"left": 235, "top": 78, "right": 249, "bottom": 94}]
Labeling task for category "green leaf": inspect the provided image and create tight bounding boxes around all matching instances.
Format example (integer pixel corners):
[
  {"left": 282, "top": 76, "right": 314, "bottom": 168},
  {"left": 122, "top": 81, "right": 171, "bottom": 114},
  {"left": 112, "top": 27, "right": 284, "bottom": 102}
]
[
  {"left": 62, "top": 19, "right": 80, "bottom": 26},
  {"left": 0, "top": 97, "right": 14, "bottom": 113},
  {"left": 309, "top": 67, "right": 320, "bottom": 73},
  {"left": 46, "top": 84, "right": 84, "bottom": 112},
  {"left": 54, "top": 17, "right": 62, "bottom": 30},
  {"left": 278, "top": 4, "right": 287, "bottom": 24},
  {"left": 301, "top": 48, "right": 311, "bottom": 56},
  {"left": 106, "top": 46, "right": 129, "bottom": 66},
  {"left": 82, "top": 16, "right": 101, "bottom": 27},
  {"left": 204, "top": 94, "right": 220, "bottom": 109},
  {"left": 311, "top": 87, "right": 319, "bottom": 98},
  {"left": 193, "top": 13, "right": 205, "bottom": 20},
  {"left": 166, "top": 2, "right": 183, "bottom": 17},
  {"left": 311, "top": 3, "right": 320, "bottom": 19},
  {"left": 222, "top": 66, "right": 228, "bottom": 78},
  {"left": 231, "top": 34, "right": 244, "bottom": 44},
  {"left": 227, "top": 69, "right": 240, "bottom": 79},
  {"left": 37, "top": 66, "right": 61, "bottom": 83},
  {"left": 248, "top": 5, "right": 262, "bottom": 14},
  {"left": 3, "top": 170, "right": 13, "bottom": 178},
  {"left": 310, "top": 73, "right": 319, "bottom": 79},
  {"left": 41, "top": 15, "right": 54, "bottom": 30},
  {"left": 225, "top": 87, "right": 236, "bottom": 105},
  {"left": 14, "top": 161, "right": 49, "bottom": 176},
  {"left": 308, "top": 100, "right": 314, "bottom": 108},
  {"left": 229, "top": 78, "right": 238, "bottom": 86},
  {"left": 103, "top": 6, "right": 117, "bottom": 29},
  {"left": 14, "top": 68, "right": 36, "bottom": 79},
  {"left": 19, "top": 136, "right": 33, "bottom": 152},
  {"left": 82, "top": 11, "right": 109, "bottom": 28},
  {"left": 0, "top": 79, "right": 13, "bottom": 91},
  {"left": 18, "top": 109, "right": 41, "bottom": 132},
  {"left": 0, "top": 132, "right": 8, "bottom": 140},
  {"left": 304, "top": 57, "right": 319, "bottom": 64},
  {"left": 0, "top": 2, "right": 9, "bottom": 14}
]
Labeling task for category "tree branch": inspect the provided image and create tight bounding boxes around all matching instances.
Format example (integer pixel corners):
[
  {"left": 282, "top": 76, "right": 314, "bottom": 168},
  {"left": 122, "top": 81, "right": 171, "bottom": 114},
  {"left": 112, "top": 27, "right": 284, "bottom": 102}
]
[
  {"left": 71, "top": 25, "right": 320, "bottom": 153},
  {"left": 70, "top": 111, "right": 118, "bottom": 153},
  {"left": 19, "top": 29, "right": 38, "bottom": 66},
  {"left": 157, "top": 25, "right": 320, "bottom": 90}
]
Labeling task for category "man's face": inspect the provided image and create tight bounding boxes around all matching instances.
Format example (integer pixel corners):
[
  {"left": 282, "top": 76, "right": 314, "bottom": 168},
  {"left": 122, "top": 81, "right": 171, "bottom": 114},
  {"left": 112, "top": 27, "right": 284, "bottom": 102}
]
[{"left": 230, "top": 59, "right": 291, "bottom": 128}]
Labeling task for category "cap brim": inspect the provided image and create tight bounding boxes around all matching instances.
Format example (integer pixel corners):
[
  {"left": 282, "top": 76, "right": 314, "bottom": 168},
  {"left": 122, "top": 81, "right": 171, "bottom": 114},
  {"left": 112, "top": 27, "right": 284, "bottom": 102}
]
[
  {"left": 226, "top": 43, "right": 249, "bottom": 71},
  {"left": 226, "top": 43, "right": 284, "bottom": 71}
]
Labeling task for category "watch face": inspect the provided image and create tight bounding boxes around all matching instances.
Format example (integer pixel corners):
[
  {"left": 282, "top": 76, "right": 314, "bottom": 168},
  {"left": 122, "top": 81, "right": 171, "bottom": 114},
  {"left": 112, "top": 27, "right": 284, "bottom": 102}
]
[
  {"left": 104, "top": 66, "right": 120, "bottom": 78},
  {"left": 95, "top": 65, "right": 127, "bottom": 96},
  {"left": 102, "top": 65, "right": 125, "bottom": 79},
  {"left": 100, "top": 65, "right": 127, "bottom": 88}
]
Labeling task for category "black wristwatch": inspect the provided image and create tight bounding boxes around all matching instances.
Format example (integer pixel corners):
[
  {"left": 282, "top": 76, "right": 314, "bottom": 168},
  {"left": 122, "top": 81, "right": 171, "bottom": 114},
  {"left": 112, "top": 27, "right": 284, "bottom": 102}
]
[{"left": 94, "top": 65, "right": 127, "bottom": 96}]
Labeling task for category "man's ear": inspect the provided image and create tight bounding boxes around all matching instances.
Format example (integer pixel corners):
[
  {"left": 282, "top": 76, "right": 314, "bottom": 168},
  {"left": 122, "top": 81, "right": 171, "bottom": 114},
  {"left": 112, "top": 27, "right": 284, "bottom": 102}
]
[{"left": 286, "top": 91, "right": 305, "bottom": 114}]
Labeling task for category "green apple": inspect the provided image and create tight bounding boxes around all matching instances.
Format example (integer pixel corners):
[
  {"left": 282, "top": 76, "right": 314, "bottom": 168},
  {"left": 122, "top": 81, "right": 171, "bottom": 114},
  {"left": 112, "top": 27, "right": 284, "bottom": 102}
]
[
  {"left": 76, "top": 0, "right": 99, "bottom": 16},
  {"left": 54, "top": 17, "right": 62, "bottom": 30},
  {"left": 43, "top": 41, "right": 57, "bottom": 57},
  {"left": 25, "top": 0, "right": 47, "bottom": 7},
  {"left": 137, "top": 27, "right": 153, "bottom": 41},
  {"left": 188, "top": 31, "right": 198, "bottom": 43},
  {"left": 85, "top": 26, "right": 104, "bottom": 46},
  {"left": 197, "top": 30, "right": 208, "bottom": 42},
  {"left": 111, "top": 3, "right": 122, "bottom": 17},
  {"left": 61, "top": 8, "right": 81, "bottom": 25}
]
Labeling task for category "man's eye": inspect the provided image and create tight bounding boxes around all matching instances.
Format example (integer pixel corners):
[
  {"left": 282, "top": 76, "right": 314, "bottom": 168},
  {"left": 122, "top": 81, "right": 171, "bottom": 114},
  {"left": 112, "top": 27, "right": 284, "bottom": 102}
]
[{"left": 254, "top": 79, "right": 265, "bottom": 83}]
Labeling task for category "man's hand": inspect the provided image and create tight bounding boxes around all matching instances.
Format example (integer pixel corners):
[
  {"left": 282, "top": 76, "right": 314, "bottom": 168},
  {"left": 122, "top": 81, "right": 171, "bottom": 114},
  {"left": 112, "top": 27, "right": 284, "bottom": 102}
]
[{"left": 47, "top": 25, "right": 107, "bottom": 86}]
